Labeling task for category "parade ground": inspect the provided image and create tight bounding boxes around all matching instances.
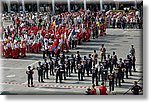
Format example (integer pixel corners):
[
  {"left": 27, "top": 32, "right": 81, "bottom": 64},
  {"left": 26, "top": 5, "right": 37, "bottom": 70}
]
[{"left": 0, "top": 26, "right": 143, "bottom": 95}]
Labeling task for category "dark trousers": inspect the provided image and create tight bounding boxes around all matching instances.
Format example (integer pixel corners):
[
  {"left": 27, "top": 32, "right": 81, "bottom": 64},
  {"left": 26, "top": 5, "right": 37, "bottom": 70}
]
[
  {"left": 66, "top": 67, "right": 71, "bottom": 77},
  {"left": 78, "top": 71, "right": 83, "bottom": 81},
  {"left": 72, "top": 40, "right": 75, "bottom": 49},
  {"left": 44, "top": 49, "right": 49, "bottom": 57},
  {"left": 125, "top": 68, "right": 129, "bottom": 79},
  {"left": 132, "top": 62, "right": 136, "bottom": 72},
  {"left": 93, "top": 31, "right": 95, "bottom": 38},
  {"left": 110, "top": 65, "right": 113, "bottom": 74},
  {"left": 69, "top": 41, "right": 71, "bottom": 48},
  {"left": 43, "top": 51, "right": 46, "bottom": 58},
  {"left": 129, "top": 66, "right": 132, "bottom": 76},
  {"left": 75, "top": 40, "right": 77, "bottom": 48},
  {"left": 92, "top": 74, "right": 98, "bottom": 86},
  {"left": 56, "top": 73, "right": 62, "bottom": 83},
  {"left": 71, "top": 65, "right": 76, "bottom": 73},
  {"left": 28, "top": 76, "right": 33, "bottom": 86},
  {"left": 116, "top": 78, "right": 121, "bottom": 86},
  {"left": 96, "top": 29, "right": 98, "bottom": 38},
  {"left": 62, "top": 71, "right": 66, "bottom": 80},
  {"left": 38, "top": 72, "right": 44, "bottom": 82},
  {"left": 86, "top": 68, "right": 90, "bottom": 77},
  {"left": 44, "top": 69, "right": 49, "bottom": 79},
  {"left": 109, "top": 81, "right": 112, "bottom": 92},
  {"left": 50, "top": 67, "right": 54, "bottom": 76}
]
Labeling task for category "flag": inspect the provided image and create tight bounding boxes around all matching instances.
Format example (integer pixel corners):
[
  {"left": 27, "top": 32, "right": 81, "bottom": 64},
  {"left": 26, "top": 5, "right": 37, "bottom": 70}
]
[
  {"left": 32, "top": 35, "right": 39, "bottom": 45},
  {"left": 53, "top": 20, "right": 56, "bottom": 27},
  {"left": 72, "top": 29, "right": 76, "bottom": 36},
  {"left": 49, "top": 38, "right": 59, "bottom": 52},
  {"left": 56, "top": 18, "right": 60, "bottom": 26},
  {"left": 65, "top": 38, "right": 69, "bottom": 50},
  {"left": 68, "top": 29, "right": 76, "bottom": 42},
  {"left": 14, "top": 36, "right": 21, "bottom": 42},
  {"left": 58, "top": 38, "right": 64, "bottom": 52}
]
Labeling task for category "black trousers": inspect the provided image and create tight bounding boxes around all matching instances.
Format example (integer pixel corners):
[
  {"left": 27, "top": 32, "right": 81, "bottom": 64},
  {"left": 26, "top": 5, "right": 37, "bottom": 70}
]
[
  {"left": 116, "top": 78, "right": 121, "bottom": 86},
  {"left": 56, "top": 73, "right": 62, "bottom": 83},
  {"left": 50, "top": 67, "right": 54, "bottom": 76},
  {"left": 132, "top": 62, "right": 136, "bottom": 72},
  {"left": 125, "top": 68, "right": 129, "bottom": 79},
  {"left": 72, "top": 40, "right": 75, "bottom": 49},
  {"left": 71, "top": 65, "right": 76, "bottom": 73},
  {"left": 43, "top": 51, "right": 46, "bottom": 58},
  {"left": 28, "top": 76, "right": 33, "bottom": 86},
  {"left": 38, "top": 72, "right": 44, "bottom": 82},
  {"left": 78, "top": 71, "right": 83, "bottom": 81},
  {"left": 62, "top": 71, "right": 66, "bottom": 80},
  {"left": 44, "top": 69, "right": 49, "bottom": 79},
  {"left": 92, "top": 74, "right": 98, "bottom": 85},
  {"left": 129, "top": 66, "right": 132, "bottom": 76},
  {"left": 66, "top": 67, "right": 71, "bottom": 77},
  {"left": 86, "top": 68, "right": 90, "bottom": 77}
]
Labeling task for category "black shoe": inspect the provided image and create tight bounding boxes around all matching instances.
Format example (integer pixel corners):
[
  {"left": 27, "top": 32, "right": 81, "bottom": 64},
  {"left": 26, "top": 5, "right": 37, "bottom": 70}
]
[
  {"left": 28, "top": 85, "right": 30, "bottom": 87},
  {"left": 31, "top": 85, "right": 34, "bottom": 87},
  {"left": 41, "top": 81, "right": 44, "bottom": 83}
]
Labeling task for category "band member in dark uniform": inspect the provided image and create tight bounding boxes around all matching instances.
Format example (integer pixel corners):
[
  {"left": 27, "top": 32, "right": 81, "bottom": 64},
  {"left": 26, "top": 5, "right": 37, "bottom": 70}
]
[
  {"left": 49, "top": 58, "right": 54, "bottom": 76},
  {"left": 92, "top": 65, "right": 99, "bottom": 86},
  {"left": 26, "top": 66, "right": 35, "bottom": 87},
  {"left": 65, "top": 58, "right": 71, "bottom": 77},
  {"left": 112, "top": 51, "right": 118, "bottom": 68},
  {"left": 55, "top": 64, "right": 62, "bottom": 83},
  {"left": 124, "top": 55, "right": 132, "bottom": 78},
  {"left": 62, "top": 62, "right": 66, "bottom": 80},
  {"left": 44, "top": 59, "right": 49, "bottom": 79},
  {"left": 118, "top": 58, "right": 125, "bottom": 83},
  {"left": 108, "top": 73, "right": 115, "bottom": 92},
  {"left": 77, "top": 63, "right": 83, "bottom": 81},
  {"left": 37, "top": 61, "right": 44, "bottom": 83},
  {"left": 70, "top": 54, "right": 76, "bottom": 73},
  {"left": 103, "top": 59, "right": 108, "bottom": 69},
  {"left": 75, "top": 51, "right": 81, "bottom": 72}
]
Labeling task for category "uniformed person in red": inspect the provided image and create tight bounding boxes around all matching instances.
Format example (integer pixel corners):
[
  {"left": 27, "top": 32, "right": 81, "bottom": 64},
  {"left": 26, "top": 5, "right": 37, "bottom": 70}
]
[{"left": 99, "top": 82, "right": 107, "bottom": 95}]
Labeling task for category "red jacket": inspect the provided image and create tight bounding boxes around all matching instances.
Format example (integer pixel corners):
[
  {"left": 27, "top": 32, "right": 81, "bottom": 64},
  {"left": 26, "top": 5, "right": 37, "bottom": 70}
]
[{"left": 99, "top": 86, "right": 107, "bottom": 95}]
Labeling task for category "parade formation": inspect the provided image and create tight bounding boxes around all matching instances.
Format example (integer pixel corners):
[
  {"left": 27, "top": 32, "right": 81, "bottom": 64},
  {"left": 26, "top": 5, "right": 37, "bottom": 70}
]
[{"left": 0, "top": 0, "right": 143, "bottom": 95}]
